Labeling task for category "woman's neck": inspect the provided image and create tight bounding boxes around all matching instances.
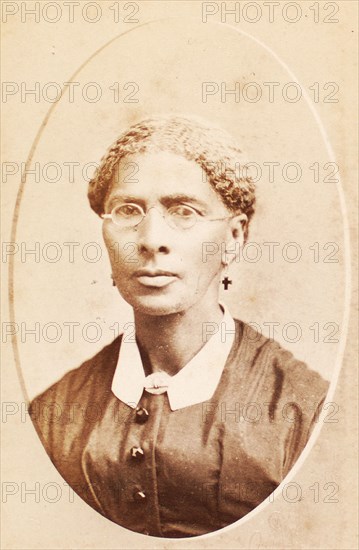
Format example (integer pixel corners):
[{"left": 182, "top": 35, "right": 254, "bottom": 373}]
[{"left": 133, "top": 295, "right": 224, "bottom": 376}]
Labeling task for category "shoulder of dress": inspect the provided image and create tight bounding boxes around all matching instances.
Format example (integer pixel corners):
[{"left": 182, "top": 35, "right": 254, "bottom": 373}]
[
  {"left": 234, "top": 319, "right": 329, "bottom": 403},
  {"left": 29, "top": 335, "right": 122, "bottom": 411}
]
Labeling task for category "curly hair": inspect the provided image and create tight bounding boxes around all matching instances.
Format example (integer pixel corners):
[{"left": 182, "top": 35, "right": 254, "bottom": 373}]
[{"left": 88, "top": 115, "right": 256, "bottom": 237}]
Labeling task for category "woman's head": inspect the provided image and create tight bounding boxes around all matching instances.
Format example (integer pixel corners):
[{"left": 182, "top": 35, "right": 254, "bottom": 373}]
[
  {"left": 88, "top": 115, "right": 256, "bottom": 240},
  {"left": 90, "top": 116, "right": 256, "bottom": 316}
]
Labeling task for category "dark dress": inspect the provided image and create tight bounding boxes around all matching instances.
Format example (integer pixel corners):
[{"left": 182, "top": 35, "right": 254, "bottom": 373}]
[{"left": 29, "top": 320, "right": 329, "bottom": 538}]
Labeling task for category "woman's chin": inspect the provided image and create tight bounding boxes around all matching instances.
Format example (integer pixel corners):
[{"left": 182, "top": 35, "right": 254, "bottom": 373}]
[{"left": 122, "top": 293, "right": 189, "bottom": 317}]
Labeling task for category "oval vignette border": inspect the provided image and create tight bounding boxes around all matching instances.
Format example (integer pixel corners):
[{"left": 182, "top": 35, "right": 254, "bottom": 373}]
[{"left": 8, "top": 17, "right": 352, "bottom": 542}]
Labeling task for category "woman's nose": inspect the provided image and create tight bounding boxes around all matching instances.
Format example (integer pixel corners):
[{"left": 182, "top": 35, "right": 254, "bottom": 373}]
[{"left": 135, "top": 207, "right": 171, "bottom": 254}]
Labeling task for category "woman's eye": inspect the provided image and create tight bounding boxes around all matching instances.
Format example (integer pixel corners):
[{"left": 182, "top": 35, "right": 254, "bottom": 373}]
[
  {"left": 115, "top": 204, "right": 141, "bottom": 217},
  {"left": 171, "top": 205, "right": 197, "bottom": 218}
]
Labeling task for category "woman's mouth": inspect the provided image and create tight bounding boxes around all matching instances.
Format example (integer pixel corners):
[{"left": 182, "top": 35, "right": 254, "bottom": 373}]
[{"left": 133, "top": 269, "right": 178, "bottom": 288}]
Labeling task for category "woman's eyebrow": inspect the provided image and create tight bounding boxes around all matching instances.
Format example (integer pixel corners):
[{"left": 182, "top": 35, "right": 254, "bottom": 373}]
[
  {"left": 160, "top": 194, "right": 208, "bottom": 209},
  {"left": 106, "top": 194, "right": 145, "bottom": 209},
  {"left": 107, "top": 193, "right": 209, "bottom": 209}
]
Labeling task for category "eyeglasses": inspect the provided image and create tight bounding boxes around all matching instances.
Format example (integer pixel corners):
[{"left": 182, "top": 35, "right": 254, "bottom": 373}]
[{"left": 102, "top": 203, "right": 234, "bottom": 230}]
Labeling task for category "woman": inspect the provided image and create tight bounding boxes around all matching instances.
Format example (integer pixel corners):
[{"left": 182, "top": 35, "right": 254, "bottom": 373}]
[{"left": 30, "top": 115, "right": 329, "bottom": 538}]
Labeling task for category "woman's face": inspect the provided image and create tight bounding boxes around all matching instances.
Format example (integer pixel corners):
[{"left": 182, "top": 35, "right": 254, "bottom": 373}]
[{"left": 102, "top": 151, "right": 242, "bottom": 316}]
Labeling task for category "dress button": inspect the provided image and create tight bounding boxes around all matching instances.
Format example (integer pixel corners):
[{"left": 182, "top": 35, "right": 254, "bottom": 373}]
[
  {"left": 131, "top": 446, "right": 145, "bottom": 459},
  {"left": 135, "top": 407, "right": 149, "bottom": 424},
  {"left": 133, "top": 489, "right": 146, "bottom": 502}
]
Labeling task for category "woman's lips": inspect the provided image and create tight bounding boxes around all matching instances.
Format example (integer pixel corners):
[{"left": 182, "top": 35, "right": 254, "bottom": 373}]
[
  {"left": 136, "top": 275, "right": 178, "bottom": 288},
  {"left": 133, "top": 269, "right": 179, "bottom": 288}
]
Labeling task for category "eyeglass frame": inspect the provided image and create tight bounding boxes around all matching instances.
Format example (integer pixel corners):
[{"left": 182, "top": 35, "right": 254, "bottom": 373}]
[{"left": 101, "top": 203, "right": 239, "bottom": 230}]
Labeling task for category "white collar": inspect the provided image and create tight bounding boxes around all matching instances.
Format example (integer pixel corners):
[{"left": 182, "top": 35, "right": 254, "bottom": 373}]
[{"left": 111, "top": 303, "right": 236, "bottom": 411}]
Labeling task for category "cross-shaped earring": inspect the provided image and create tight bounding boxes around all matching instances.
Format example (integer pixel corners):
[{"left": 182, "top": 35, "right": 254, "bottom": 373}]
[
  {"left": 222, "top": 276, "right": 232, "bottom": 290},
  {"left": 221, "top": 259, "right": 232, "bottom": 290}
]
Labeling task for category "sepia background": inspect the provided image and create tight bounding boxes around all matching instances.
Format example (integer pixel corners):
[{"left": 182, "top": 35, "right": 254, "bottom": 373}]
[{"left": 1, "top": 1, "right": 358, "bottom": 548}]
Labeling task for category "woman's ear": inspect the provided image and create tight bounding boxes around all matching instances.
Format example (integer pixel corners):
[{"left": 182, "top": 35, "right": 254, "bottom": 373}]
[
  {"left": 222, "top": 213, "right": 248, "bottom": 266},
  {"left": 230, "top": 213, "right": 248, "bottom": 245}
]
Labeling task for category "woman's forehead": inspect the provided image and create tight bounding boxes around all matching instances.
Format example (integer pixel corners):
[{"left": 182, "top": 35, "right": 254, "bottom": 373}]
[{"left": 108, "top": 151, "right": 225, "bottom": 207}]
